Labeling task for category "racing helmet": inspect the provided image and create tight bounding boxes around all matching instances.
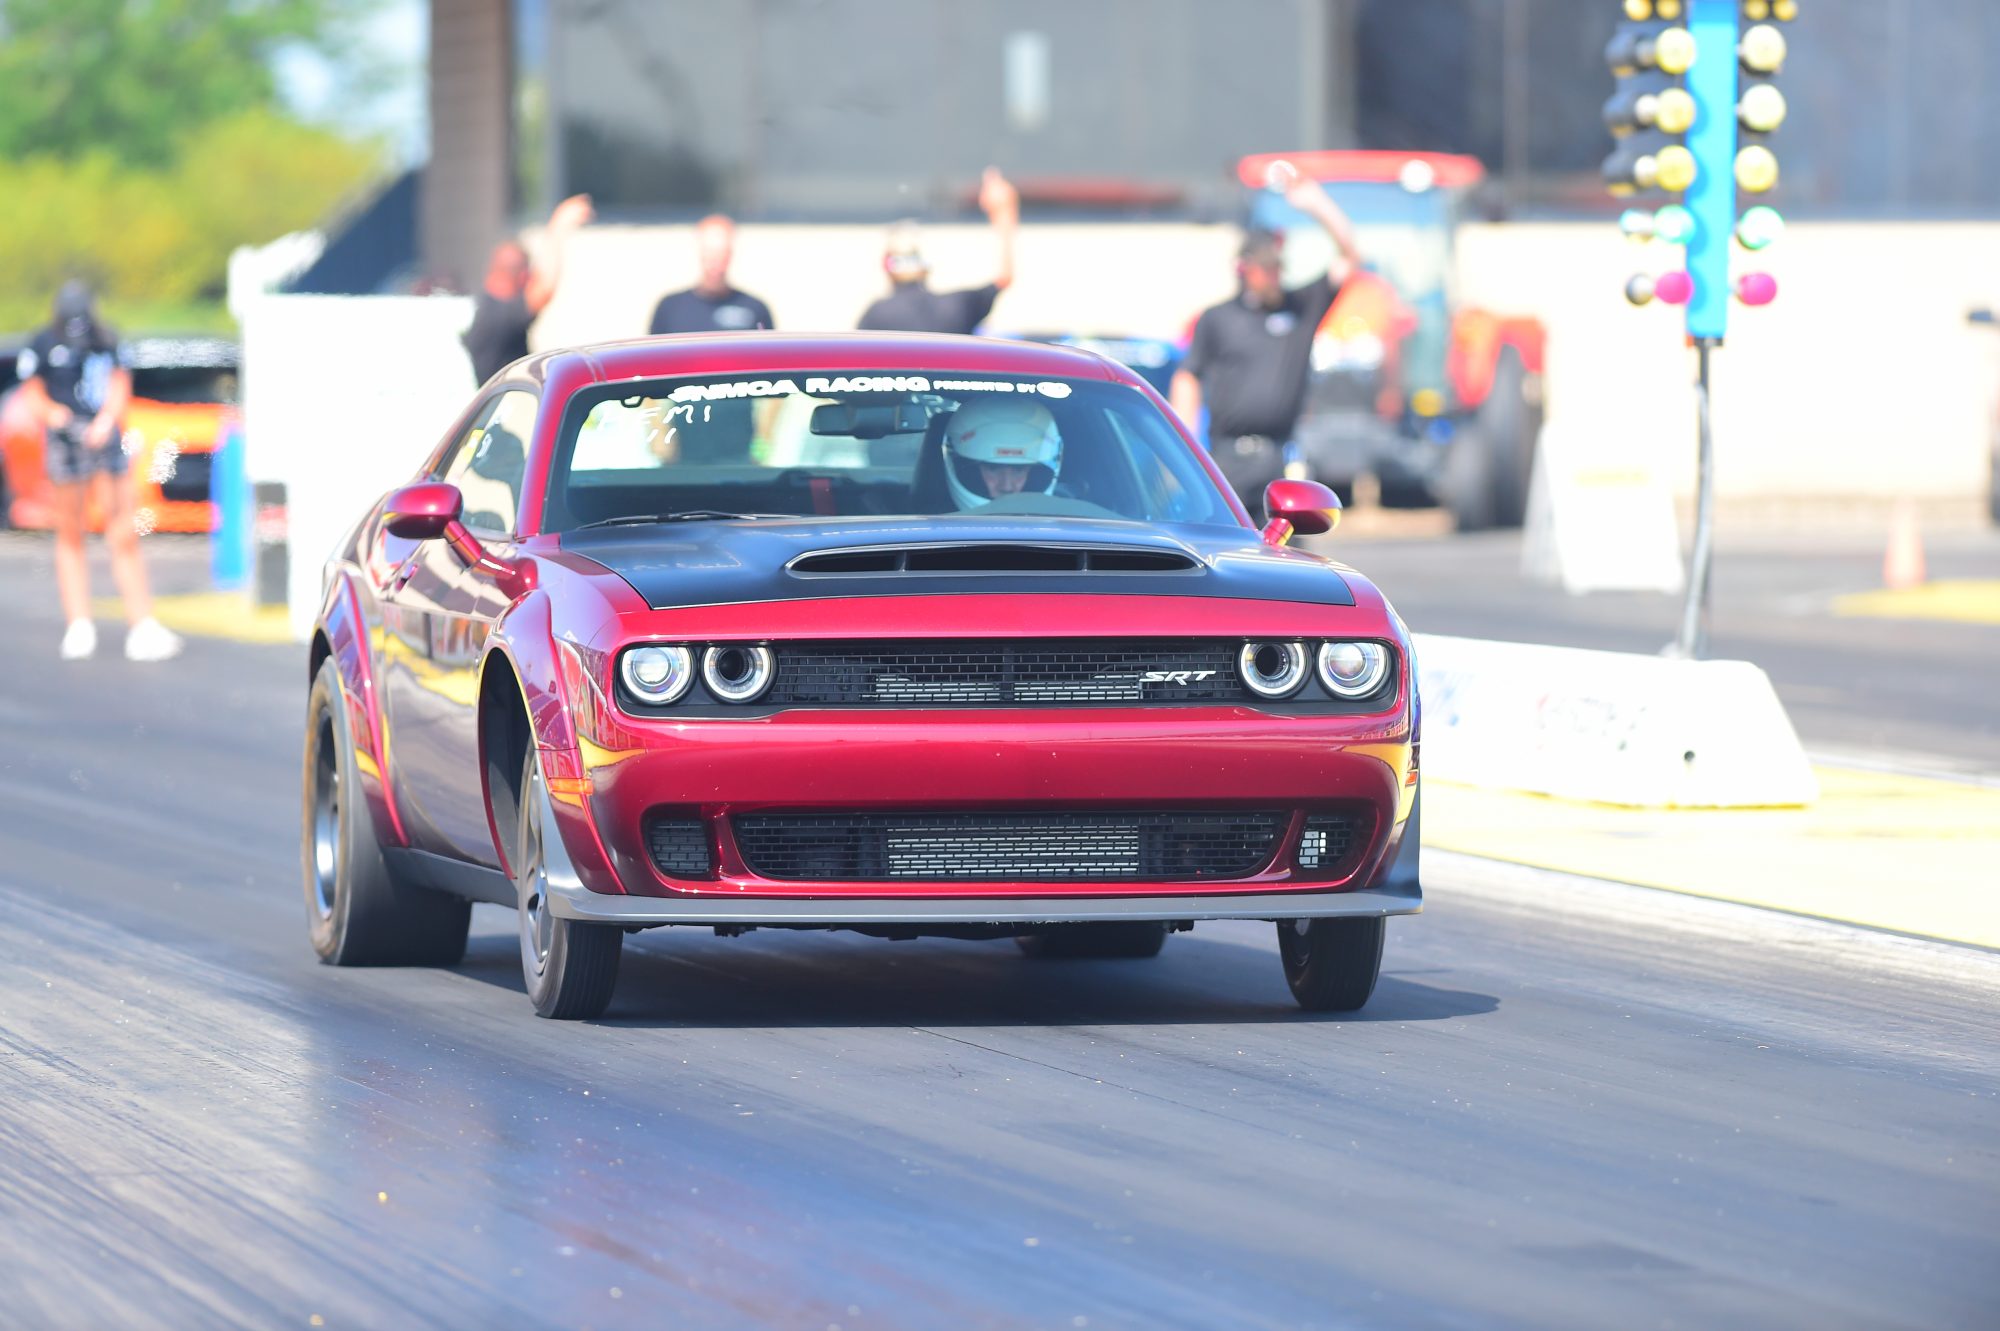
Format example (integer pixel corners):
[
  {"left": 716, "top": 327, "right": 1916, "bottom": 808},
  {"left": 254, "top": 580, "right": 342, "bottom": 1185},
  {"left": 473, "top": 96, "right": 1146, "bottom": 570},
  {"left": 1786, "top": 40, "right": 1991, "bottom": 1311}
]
[{"left": 943, "top": 397, "right": 1063, "bottom": 509}]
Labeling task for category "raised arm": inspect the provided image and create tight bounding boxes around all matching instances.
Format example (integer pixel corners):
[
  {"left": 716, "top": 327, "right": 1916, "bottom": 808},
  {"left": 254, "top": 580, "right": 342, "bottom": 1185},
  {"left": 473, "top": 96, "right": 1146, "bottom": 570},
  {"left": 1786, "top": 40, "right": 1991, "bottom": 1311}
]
[
  {"left": 1276, "top": 163, "right": 1362, "bottom": 288},
  {"left": 525, "top": 194, "right": 595, "bottom": 315},
  {"left": 979, "top": 167, "right": 1019, "bottom": 291}
]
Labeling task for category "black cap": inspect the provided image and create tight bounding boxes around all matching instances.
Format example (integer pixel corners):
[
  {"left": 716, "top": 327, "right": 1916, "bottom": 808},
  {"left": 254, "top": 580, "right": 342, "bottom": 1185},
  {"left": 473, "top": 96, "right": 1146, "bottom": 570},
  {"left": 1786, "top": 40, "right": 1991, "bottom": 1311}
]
[
  {"left": 54, "top": 279, "right": 95, "bottom": 321},
  {"left": 1238, "top": 228, "right": 1284, "bottom": 267}
]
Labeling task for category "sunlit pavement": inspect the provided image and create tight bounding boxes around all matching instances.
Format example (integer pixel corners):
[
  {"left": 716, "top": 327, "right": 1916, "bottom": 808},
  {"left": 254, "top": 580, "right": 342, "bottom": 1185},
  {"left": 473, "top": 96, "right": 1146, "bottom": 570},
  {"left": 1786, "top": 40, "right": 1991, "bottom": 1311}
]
[{"left": 2, "top": 526, "right": 1997, "bottom": 1327}]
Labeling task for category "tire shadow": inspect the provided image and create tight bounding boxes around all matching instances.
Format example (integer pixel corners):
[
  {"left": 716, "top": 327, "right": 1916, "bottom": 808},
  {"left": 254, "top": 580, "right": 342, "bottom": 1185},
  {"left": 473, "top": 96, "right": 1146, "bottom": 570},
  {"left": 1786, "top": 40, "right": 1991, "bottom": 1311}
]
[{"left": 451, "top": 920, "right": 1498, "bottom": 1029}]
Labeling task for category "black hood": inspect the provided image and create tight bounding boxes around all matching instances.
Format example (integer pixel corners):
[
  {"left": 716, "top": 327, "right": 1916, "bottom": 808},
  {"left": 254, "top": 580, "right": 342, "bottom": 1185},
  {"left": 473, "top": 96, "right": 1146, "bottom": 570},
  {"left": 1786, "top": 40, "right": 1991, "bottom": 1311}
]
[{"left": 561, "top": 516, "right": 1354, "bottom": 610}]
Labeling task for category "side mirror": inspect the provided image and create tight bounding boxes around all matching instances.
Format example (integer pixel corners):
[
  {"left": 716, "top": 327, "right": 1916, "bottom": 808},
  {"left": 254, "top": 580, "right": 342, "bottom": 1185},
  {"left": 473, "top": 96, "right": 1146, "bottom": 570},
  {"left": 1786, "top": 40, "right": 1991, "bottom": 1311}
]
[
  {"left": 383, "top": 482, "right": 463, "bottom": 540},
  {"left": 1261, "top": 478, "right": 1342, "bottom": 544},
  {"left": 1970, "top": 307, "right": 1997, "bottom": 327}
]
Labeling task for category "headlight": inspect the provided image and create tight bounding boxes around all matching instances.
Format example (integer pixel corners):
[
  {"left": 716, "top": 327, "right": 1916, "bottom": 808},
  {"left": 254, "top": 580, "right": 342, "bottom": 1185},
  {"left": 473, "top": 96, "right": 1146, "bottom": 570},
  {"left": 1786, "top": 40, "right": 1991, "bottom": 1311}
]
[
  {"left": 703, "top": 644, "right": 775, "bottom": 704},
  {"left": 1237, "top": 641, "right": 1309, "bottom": 699},
  {"left": 1317, "top": 641, "right": 1390, "bottom": 698},
  {"left": 620, "top": 644, "right": 694, "bottom": 705}
]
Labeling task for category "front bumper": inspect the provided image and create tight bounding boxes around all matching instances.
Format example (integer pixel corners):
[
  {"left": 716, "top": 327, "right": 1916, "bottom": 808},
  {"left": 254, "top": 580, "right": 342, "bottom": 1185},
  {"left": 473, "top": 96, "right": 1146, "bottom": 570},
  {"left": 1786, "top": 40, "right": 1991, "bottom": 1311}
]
[
  {"left": 541, "top": 766, "right": 1425, "bottom": 926},
  {"left": 551, "top": 703, "right": 1418, "bottom": 912}
]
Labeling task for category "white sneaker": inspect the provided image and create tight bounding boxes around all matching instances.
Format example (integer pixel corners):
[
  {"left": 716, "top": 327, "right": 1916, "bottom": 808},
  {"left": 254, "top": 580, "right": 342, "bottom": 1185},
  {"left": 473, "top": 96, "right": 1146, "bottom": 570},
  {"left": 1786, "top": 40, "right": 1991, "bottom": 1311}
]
[
  {"left": 60, "top": 619, "right": 98, "bottom": 660},
  {"left": 124, "top": 617, "right": 184, "bottom": 663}
]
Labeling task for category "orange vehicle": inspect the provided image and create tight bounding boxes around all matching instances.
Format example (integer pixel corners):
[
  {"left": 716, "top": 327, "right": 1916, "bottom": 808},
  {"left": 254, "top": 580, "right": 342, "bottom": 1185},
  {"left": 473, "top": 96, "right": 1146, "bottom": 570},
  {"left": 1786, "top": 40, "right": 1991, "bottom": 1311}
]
[
  {"left": 1236, "top": 151, "right": 1547, "bottom": 529},
  {"left": 1, "top": 335, "right": 238, "bottom": 534}
]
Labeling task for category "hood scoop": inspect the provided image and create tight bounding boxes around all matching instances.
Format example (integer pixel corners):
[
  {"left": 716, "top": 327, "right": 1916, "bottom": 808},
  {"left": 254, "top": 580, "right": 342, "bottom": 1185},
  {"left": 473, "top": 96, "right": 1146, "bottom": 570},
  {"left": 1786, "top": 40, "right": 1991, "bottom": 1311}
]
[{"left": 787, "top": 543, "right": 1200, "bottom": 578}]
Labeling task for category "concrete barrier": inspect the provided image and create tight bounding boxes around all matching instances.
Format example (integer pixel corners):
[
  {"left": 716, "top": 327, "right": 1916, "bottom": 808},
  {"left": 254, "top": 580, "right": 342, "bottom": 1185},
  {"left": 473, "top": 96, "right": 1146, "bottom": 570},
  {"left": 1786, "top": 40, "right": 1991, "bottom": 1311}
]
[{"left": 1414, "top": 632, "right": 1817, "bottom": 809}]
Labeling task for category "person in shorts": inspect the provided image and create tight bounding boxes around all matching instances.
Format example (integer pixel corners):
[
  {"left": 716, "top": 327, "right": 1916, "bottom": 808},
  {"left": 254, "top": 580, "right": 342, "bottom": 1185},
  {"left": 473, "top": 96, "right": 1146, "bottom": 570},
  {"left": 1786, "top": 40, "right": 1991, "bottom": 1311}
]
[{"left": 14, "top": 281, "right": 181, "bottom": 661}]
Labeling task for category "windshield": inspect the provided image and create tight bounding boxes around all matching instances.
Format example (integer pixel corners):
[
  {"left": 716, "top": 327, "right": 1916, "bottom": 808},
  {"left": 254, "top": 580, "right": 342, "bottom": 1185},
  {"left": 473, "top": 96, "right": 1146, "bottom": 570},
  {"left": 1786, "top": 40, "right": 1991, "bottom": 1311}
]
[{"left": 544, "top": 371, "right": 1238, "bottom": 533}]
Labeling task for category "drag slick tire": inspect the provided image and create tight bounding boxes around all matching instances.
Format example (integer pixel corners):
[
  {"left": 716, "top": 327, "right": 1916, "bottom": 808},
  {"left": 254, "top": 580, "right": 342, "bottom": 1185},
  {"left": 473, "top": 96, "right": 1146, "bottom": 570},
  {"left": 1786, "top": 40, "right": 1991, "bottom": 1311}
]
[
  {"left": 513, "top": 746, "right": 622, "bottom": 1020},
  {"left": 1276, "top": 916, "right": 1384, "bottom": 1011},
  {"left": 1016, "top": 922, "right": 1168, "bottom": 960},
  {"left": 303, "top": 659, "right": 470, "bottom": 966}
]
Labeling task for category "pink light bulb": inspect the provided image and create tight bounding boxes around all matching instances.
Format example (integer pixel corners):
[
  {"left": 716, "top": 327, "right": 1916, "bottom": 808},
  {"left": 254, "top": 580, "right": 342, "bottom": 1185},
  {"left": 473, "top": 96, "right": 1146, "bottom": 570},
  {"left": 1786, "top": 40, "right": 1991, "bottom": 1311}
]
[
  {"left": 1654, "top": 270, "right": 1694, "bottom": 306},
  {"left": 1736, "top": 272, "right": 1778, "bottom": 306}
]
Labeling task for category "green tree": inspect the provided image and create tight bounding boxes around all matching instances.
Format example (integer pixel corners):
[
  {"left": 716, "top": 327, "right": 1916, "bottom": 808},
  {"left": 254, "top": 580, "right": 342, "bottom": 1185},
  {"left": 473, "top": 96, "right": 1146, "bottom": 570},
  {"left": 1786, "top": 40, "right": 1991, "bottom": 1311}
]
[{"left": 0, "top": 0, "right": 372, "bottom": 166}]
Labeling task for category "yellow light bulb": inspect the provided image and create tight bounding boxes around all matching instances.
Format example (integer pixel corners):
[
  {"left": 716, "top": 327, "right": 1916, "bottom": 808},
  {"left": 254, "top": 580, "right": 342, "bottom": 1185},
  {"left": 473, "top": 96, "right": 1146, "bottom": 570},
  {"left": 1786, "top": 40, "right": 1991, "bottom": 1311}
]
[
  {"left": 1738, "top": 83, "right": 1787, "bottom": 133},
  {"left": 1735, "top": 144, "right": 1779, "bottom": 193},
  {"left": 1653, "top": 26, "right": 1698, "bottom": 74},
  {"left": 1774, "top": 0, "right": 1798, "bottom": 19},
  {"left": 1743, "top": 0, "right": 1770, "bottom": 18},
  {"left": 1623, "top": 0, "right": 1652, "bottom": 17},
  {"left": 1740, "top": 23, "right": 1787, "bottom": 73},
  {"left": 1654, "top": 87, "right": 1697, "bottom": 134},
  {"left": 1657, "top": 0, "right": 1682, "bottom": 16},
  {"left": 1655, "top": 145, "right": 1698, "bottom": 192}
]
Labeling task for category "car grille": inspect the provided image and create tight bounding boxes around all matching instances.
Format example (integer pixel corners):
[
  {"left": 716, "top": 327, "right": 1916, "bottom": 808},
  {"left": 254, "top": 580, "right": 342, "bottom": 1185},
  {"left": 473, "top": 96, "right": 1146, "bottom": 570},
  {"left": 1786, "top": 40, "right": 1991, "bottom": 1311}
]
[
  {"left": 157, "top": 449, "right": 214, "bottom": 504},
  {"left": 763, "top": 639, "right": 1247, "bottom": 706},
  {"left": 732, "top": 810, "right": 1286, "bottom": 882}
]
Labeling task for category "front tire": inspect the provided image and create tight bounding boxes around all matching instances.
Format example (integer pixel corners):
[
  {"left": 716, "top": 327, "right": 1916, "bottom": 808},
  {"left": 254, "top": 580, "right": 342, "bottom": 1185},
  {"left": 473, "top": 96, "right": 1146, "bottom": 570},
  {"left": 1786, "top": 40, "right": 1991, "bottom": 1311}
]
[
  {"left": 514, "top": 747, "right": 622, "bottom": 1019},
  {"left": 302, "top": 659, "right": 470, "bottom": 966},
  {"left": 1277, "top": 916, "right": 1384, "bottom": 1011},
  {"left": 1016, "top": 922, "right": 1169, "bottom": 959}
]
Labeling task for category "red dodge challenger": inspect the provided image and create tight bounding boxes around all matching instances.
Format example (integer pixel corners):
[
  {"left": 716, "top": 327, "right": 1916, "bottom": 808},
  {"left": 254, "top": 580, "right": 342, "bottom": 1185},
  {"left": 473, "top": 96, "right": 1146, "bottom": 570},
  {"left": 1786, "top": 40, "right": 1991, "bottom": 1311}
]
[{"left": 304, "top": 334, "right": 1421, "bottom": 1019}]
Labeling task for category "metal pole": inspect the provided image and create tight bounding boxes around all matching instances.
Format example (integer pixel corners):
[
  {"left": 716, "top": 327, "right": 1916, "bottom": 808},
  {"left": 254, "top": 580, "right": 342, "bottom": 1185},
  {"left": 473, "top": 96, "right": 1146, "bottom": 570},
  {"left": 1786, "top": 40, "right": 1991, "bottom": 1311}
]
[{"left": 1675, "top": 338, "right": 1718, "bottom": 658}]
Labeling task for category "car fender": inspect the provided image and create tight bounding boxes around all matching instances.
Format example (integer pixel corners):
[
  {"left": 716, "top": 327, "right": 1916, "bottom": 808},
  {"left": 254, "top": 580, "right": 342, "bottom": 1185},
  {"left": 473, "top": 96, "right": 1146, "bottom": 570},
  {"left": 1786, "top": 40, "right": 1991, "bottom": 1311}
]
[
  {"left": 480, "top": 591, "right": 625, "bottom": 893},
  {"left": 315, "top": 565, "right": 408, "bottom": 848}
]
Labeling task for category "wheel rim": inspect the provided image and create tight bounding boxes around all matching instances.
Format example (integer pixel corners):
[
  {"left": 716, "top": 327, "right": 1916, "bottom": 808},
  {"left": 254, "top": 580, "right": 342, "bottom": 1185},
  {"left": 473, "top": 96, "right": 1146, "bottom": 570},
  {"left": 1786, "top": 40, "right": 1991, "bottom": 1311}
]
[
  {"left": 517, "top": 757, "right": 553, "bottom": 980},
  {"left": 310, "top": 715, "right": 340, "bottom": 922},
  {"left": 1279, "top": 917, "right": 1314, "bottom": 977}
]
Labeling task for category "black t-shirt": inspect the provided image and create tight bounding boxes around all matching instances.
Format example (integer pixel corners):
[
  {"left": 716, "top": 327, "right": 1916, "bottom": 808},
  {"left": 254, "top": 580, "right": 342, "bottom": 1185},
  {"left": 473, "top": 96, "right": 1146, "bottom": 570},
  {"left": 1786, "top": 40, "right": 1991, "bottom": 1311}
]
[
  {"left": 464, "top": 290, "right": 534, "bottom": 384},
  {"left": 1182, "top": 278, "right": 1341, "bottom": 441},
  {"left": 17, "top": 323, "right": 127, "bottom": 417},
  {"left": 649, "top": 286, "right": 774, "bottom": 335},
  {"left": 858, "top": 282, "right": 1001, "bottom": 335}
]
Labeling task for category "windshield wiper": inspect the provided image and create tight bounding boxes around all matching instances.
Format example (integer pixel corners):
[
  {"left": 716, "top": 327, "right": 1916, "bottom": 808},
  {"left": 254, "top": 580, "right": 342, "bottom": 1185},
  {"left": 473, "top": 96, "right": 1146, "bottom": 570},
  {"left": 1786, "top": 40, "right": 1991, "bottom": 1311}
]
[{"left": 572, "top": 510, "right": 791, "bottom": 531}]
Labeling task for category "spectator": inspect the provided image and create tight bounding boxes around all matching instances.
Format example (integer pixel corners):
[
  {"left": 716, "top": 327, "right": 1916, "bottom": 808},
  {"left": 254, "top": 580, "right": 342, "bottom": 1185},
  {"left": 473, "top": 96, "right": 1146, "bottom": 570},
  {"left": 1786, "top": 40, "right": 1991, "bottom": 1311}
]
[
  {"left": 649, "top": 215, "right": 774, "bottom": 334},
  {"left": 15, "top": 281, "right": 181, "bottom": 661},
  {"left": 463, "top": 193, "right": 595, "bottom": 384},
  {"left": 858, "top": 168, "right": 1018, "bottom": 334},
  {"left": 1170, "top": 161, "right": 1362, "bottom": 510}
]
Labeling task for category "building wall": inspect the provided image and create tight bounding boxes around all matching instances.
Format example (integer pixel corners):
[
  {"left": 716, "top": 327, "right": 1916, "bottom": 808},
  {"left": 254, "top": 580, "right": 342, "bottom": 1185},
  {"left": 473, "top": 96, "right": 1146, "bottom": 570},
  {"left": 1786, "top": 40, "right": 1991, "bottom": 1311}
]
[{"left": 537, "top": 0, "right": 1340, "bottom": 218}]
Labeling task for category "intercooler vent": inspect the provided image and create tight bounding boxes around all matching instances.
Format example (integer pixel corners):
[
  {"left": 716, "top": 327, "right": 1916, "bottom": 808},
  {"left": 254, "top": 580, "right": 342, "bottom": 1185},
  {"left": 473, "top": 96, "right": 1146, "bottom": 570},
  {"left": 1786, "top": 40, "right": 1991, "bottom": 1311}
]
[
  {"left": 646, "top": 816, "right": 713, "bottom": 878},
  {"left": 1296, "top": 813, "right": 1363, "bottom": 873},
  {"left": 732, "top": 810, "right": 1285, "bottom": 882},
  {"left": 787, "top": 544, "right": 1198, "bottom": 577}
]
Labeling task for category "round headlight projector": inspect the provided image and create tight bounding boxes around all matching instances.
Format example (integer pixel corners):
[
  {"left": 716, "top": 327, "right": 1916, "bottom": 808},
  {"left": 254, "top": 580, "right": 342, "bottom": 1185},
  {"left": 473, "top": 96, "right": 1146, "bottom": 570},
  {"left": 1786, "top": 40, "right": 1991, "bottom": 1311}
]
[
  {"left": 1237, "top": 642, "right": 1310, "bottom": 699},
  {"left": 620, "top": 644, "right": 694, "bottom": 704},
  {"left": 702, "top": 644, "right": 775, "bottom": 703},
  {"left": 1317, "top": 641, "right": 1390, "bottom": 698}
]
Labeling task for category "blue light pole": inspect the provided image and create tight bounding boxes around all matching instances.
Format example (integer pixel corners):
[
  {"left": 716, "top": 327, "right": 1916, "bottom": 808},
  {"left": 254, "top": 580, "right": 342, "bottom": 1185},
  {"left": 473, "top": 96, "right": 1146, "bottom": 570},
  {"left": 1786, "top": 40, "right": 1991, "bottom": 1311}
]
[{"left": 1672, "top": 0, "right": 1741, "bottom": 657}]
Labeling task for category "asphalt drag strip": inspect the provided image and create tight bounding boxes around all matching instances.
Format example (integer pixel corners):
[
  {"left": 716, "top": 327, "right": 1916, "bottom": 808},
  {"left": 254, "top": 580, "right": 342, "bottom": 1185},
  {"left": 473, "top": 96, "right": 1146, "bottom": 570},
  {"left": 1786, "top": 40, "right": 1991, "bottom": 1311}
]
[{"left": 0, "top": 590, "right": 1996, "bottom": 1327}]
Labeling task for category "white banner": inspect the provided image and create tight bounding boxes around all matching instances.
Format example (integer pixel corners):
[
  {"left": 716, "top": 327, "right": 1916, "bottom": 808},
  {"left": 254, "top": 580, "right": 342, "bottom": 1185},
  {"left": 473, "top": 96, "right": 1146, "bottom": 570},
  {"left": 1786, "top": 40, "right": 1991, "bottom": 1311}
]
[{"left": 239, "top": 294, "right": 475, "bottom": 641}]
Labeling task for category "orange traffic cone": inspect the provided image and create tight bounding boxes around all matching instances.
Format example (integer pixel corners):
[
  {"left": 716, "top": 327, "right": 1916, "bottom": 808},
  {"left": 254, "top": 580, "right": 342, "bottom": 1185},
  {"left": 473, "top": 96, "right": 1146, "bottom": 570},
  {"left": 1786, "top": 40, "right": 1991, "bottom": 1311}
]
[{"left": 1883, "top": 498, "right": 1927, "bottom": 590}]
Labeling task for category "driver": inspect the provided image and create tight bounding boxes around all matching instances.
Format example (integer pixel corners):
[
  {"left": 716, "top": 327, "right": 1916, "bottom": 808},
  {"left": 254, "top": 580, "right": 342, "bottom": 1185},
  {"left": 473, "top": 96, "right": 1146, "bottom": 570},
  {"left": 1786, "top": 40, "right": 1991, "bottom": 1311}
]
[{"left": 942, "top": 397, "right": 1063, "bottom": 509}]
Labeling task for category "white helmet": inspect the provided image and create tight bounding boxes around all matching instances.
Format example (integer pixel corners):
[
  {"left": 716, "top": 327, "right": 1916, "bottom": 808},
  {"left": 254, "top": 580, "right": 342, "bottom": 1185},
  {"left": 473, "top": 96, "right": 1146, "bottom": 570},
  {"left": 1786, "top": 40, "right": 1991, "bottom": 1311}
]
[{"left": 942, "top": 397, "right": 1063, "bottom": 509}]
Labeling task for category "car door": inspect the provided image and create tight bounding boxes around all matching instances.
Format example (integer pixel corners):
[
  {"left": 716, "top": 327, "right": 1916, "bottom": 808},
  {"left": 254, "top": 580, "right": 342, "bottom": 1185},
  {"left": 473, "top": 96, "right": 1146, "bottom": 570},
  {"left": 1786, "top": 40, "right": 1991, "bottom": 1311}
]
[{"left": 384, "top": 388, "right": 537, "bottom": 867}]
